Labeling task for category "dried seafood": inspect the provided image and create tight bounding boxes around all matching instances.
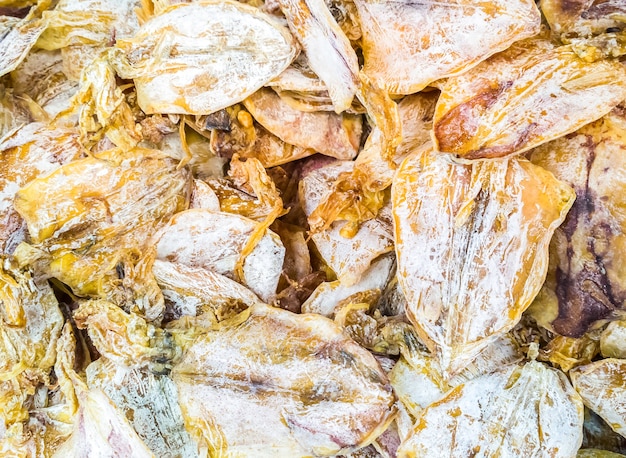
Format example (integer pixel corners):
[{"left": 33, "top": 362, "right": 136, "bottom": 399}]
[{"left": 1, "top": 0, "right": 626, "bottom": 456}]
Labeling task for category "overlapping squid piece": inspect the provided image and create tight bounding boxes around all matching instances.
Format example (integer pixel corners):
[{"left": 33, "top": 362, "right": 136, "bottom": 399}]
[
  {"left": 112, "top": 1, "right": 298, "bottom": 115},
  {"left": 299, "top": 157, "right": 394, "bottom": 286},
  {"left": 433, "top": 37, "right": 626, "bottom": 159},
  {"left": 155, "top": 209, "right": 285, "bottom": 302},
  {"left": 528, "top": 108, "right": 626, "bottom": 337},
  {"left": 393, "top": 146, "right": 574, "bottom": 374},
  {"left": 0, "top": 123, "right": 84, "bottom": 254},
  {"left": 13, "top": 147, "right": 190, "bottom": 321},
  {"left": 397, "top": 360, "right": 584, "bottom": 457},
  {"left": 541, "top": 0, "right": 626, "bottom": 61},
  {"left": 243, "top": 87, "right": 362, "bottom": 160},
  {"left": 572, "top": 359, "right": 626, "bottom": 440},
  {"left": 354, "top": 0, "right": 540, "bottom": 95},
  {"left": 171, "top": 303, "right": 396, "bottom": 457},
  {"left": 277, "top": 0, "right": 359, "bottom": 112}
]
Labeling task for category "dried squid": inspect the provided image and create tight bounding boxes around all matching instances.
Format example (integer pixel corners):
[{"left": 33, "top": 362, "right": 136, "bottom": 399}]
[
  {"left": 572, "top": 359, "right": 626, "bottom": 440},
  {"left": 171, "top": 303, "right": 396, "bottom": 457},
  {"left": 355, "top": 0, "right": 541, "bottom": 95},
  {"left": 112, "top": 1, "right": 298, "bottom": 115},
  {"left": 433, "top": 37, "right": 626, "bottom": 159},
  {"left": 13, "top": 147, "right": 190, "bottom": 321},
  {"left": 2, "top": 0, "right": 626, "bottom": 455},
  {"left": 397, "top": 359, "right": 584, "bottom": 457},
  {"left": 528, "top": 107, "right": 626, "bottom": 337},
  {"left": 393, "top": 146, "right": 574, "bottom": 374}
]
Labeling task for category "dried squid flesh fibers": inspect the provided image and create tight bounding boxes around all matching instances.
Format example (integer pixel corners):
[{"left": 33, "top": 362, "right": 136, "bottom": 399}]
[
  {"left": 36, "top": 0, "right": 141, "bottom": 81},
  {"left": 0, "top": 13, "right": 46, "bottom": 78},
  {"left": 243, "top": 88, "right": 362, "bottom": 160},
  {"left": 528, "top": 108, "right": 626, "bottom": 337},
  {"left": 277, "top": 0, "right": 359, "bottom": 113},
  {"left": 13, "top": 148, "right": 190, "bottom": 320},
  {"left": 86, "top": 358, "right": 198, "bottom": 458},
  {"left": 155, "top": 209, "right": 285, "bottom": 303},
  {"left": 354, "top": 0, "right": 540, "bottom": 95},
  {"left": 397, "top": 360, "right": 584, "bottom": 457},
  {"left": 171, "top": 303, "right": 396, "bottom": 457},
  {"left": 0, "top": 123, "right": 83, "bottom": 255},
  {"left": 433, "top": 38, "right": 626, "bottom": 159},
  {"left": 571, "top": 359, "right": 626, "bottom": 439},
  {"left": 392, "top": 147, "right": 575, "bottom": 375},
  {"left": 601, "top": 320, "right": 626, "bottom": 359},
  {"left": 113, "top": 1, "right": 297, "bottom": 115},
  {"left": 11, "top": 49, "right": 79, "bottom": 119}
]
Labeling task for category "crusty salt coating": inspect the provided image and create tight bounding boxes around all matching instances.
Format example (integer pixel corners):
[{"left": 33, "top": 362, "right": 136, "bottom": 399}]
[
  {"left": 393, "top": 146, "right": 575, "bottom": 375},
  {"left": 355, "top": 0, "right": 540, "bottom": 95},
  {"left": 113, "top": 1, "right": 298, "bottom": 115},
  {"left": 86, "top": 359, "right": 198, "bottom": 458},
  {"left": 171, "top": 303, "right": 396, "bottom": 457},
  {"left": 0, "top": 15, "right": 45, "bottom": 78},
  {"left": 397, "top": 360, "right": 584, "bottom": 457},
  {"left": 571, "top": 359, "right": 626, "bottom": 440},
  {"left": 52, "top": 327, "right": 156, "bottom": 458},
  {"left": 11, "top": 49, "right": 78, "bottom": 118},
  {"left": 434, "top": 37, "right": 626, "bottom": 159}
]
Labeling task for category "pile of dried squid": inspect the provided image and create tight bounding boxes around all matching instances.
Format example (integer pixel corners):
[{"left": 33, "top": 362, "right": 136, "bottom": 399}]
[{"left": 1, "top": 0, "right": 626, "bottom": 456}]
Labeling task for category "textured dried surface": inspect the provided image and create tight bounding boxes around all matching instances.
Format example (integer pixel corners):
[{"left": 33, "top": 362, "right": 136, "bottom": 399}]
[
  {"left": 541, "top": 0, "right": 626, "bottom": 60},
  {"left": 153, "top": 259, "right": 262, "bottom": 322},
  {"left": 299, "top": 158, "right": 394, "bottom": 285},
  {"left": 398, "top": 361, "right": 584, "bottom": 457},
  {"left": 434, "top": 38, "right": 626, "bottom": 159},
  {"left": 53, "top": 386, "right": 155, "bottom": 458},
  {"left": 114, "top": 1, "right": 296, "bottom": 115},
  {"left": 155, "top": 209, "right": 285, "bottom": 302},
  {"left": 278, "top": 0, "right": 359, "bottom": 112},
  {"left": 302, "top": 253, "right": 394, "bottom": 317},
  {"left": 528, "top": 109, "right": 626, "bottom": 337},
  {"left": 0, "top": 16, "right": 45, "bottom": 78},
  {"left": 355, "top": 0, "right": 540, "bottom": 95},
  {"left": 14, "top": 148, "right": 189, "bottom": 320},
  {"left": 572, "top": 359, "right": 626, "bottom": 439},
  {"left": 393, "top": 147, "right": 574, "bottom": 374},
  {"left": 86, "top": 358, "right": 198, "bottom": 458},
  {"left": 0, "top": 123, "right": 83, "bottom": 254},
  {"left": 11, "top": 49, "right": 78, "bottom": 118},
  {"left": 601, "top": 321, "right": 626, "bottom": 359},
  {"left": 0, "top": 262, "right": 63, "bottom": 378},
  {"left": 243, "top": 88, "right": 362, "bottom": 160},
  {"left": 172, "top": 304, "right": 396, "bottom": 456}
]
